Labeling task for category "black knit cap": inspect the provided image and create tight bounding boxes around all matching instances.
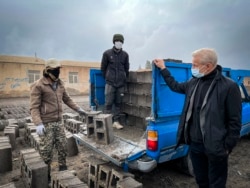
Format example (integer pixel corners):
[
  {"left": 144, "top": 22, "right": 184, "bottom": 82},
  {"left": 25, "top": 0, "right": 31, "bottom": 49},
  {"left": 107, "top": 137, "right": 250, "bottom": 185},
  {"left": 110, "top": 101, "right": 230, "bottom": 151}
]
[{"left": 113, "top": 34, "right": 124, "bottom": 43}]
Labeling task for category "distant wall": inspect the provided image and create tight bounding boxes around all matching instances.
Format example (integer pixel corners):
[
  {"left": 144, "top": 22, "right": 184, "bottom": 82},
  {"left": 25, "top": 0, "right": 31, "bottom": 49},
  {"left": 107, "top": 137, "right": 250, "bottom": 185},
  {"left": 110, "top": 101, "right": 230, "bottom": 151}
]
[{"left": 0, "top": 55, "right": 100, "bottom": 98}]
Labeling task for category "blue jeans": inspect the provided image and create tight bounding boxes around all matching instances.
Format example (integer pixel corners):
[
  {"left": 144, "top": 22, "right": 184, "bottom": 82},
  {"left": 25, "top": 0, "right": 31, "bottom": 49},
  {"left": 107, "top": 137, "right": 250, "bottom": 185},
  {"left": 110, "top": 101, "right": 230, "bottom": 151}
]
[{"left": 190, "top": 142, "right": 228, "bottom": 188}]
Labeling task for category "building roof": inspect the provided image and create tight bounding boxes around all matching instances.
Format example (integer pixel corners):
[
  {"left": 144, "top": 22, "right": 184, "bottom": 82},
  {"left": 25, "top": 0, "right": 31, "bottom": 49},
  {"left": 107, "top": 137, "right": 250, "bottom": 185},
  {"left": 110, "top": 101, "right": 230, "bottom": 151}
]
[{"left": 0, "top": 55, "right": 100, "bottom": 68}]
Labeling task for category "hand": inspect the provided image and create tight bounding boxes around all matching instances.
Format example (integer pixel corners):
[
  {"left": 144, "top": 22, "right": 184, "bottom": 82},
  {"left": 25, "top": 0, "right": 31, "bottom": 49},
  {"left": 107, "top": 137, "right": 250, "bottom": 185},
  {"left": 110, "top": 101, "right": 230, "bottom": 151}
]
[
  {"left": 36, "top": 124, "right": 45, "bottom": 136},
  {"left": 154, "top": 59, "right": 166, "bottom": 70},
  {"left": 78, "top": 108, "right": 86, "bottom": 116}
]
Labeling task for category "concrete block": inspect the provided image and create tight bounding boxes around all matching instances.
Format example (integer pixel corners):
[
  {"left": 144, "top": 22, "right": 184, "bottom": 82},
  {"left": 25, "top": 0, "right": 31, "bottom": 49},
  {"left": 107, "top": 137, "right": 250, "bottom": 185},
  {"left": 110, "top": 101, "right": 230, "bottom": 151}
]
[
  {"left": 108, "top": 168, "right": 134, "bottom": 188},
  {"left": 97, "top": 164, "right": 112, "bottom": 188},
  {"left": 65, "top": 119, "right": 83, "bottom": 133},
  {"left": 0, "top": 136, "right": 10, "bottom": 144},
  {"left": 127, "top": 71, "right": 137, "bottom": 83},
  {"left": 58, "top": 177, "right": 84, "bottom": 188},
  {"left": 25, "top": 116, "right": 33, "bottom": 123},
  {"left": 17, "top": 118, "right": 26, "bottom": 128},
  {"left": 0, "top": 120, "right": 8, "bottom": 131},
  {"left": 51, "top": 170, "right": 75, "bottom": 188},
  {"left": 0, "top": 182, "right": 16, "bottom": 188},
  {"left": 0, "top": 143, "right": 12, "bottom": 173},
  {"left": 65, "top": 131, "right": 79, "bottom": 157},
  {"left": 8, "top": 124, "right": 19, "bottom": 137},
  {"left": 137, "top": 94, "right": 152, "bottom": 107},
  {"left": 136, "top": 70, "right": 152, "bottom": 83},
  {"left": 7, "top": 119, "right": 18, "bottom": 125},
  {"left": 94, "top": 114, "right": 114, "bottom": 145},
  {"left": 88, "top": 158, "right": 107, "bottom": 188},
  {"left": 127, "top": 83, "right": 152, "bottom": 95},
  {"left": 4, "top": 128, "right": 16, "bottom": 150},
  {"left": 117, "top": 177, "right": 143, "bottom": 188},
  {"left": 63, "top": 113, "right": 79, "bottom": 121},
  {"left": 26, "top": 161, "right": 48, "bottom": 188}
]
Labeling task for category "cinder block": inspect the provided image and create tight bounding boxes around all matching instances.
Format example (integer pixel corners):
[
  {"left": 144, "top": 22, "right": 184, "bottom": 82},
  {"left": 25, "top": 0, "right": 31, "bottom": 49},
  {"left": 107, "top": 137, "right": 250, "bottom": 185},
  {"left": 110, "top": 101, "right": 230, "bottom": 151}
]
[
  {"left": 8, "top": 119, "right": 18, "bottom": 125},
  {"left": 7, "top": 124, "right": 19, "bottom": 137},
  {"left": 0, "top": 136, "right": 10, "bottom": 144},
  {"left": 23, "top": 157, "right": 44, "bottom": 179},
  {"left": 58, "top": 176, "right": 85, "bottom": 188},
  {"left": 65, "top": 119, "right": 83, "bottom": 133},
  {"left": 0, "top": 143, "right": 12, "bottom": 173},
  {"left": 51, "top": 170, "right": 75, "bottom": 188},
  {"left": 25, "top": 116, "right": 33, "bottom": 123},
  {"left": 26, "top": 161, "right": 48, "bottom": 188},
  {"left": 127, "top": 71, "right": 137, "bottom": 83},
  {"left": 108, "top": 168, "right": 134, "bottom": 188},
  {"left": 136, "top": 70, "right": 152, "bottom": 83},
  {"left": 97, "top": 164, "right": 112, "bottom": 188},
  {"left": 4, "top": 128, "right": 16, "bottom": 150},
  {"left": 86, "top": 111, "right": 102, "bottom": 138},
  {"left": 0, "top": 182, "right": 16, "bottom": 188},
  {"left": 65, "top": 131, "right": 78, "bottom": 157},
  {"left": 94, "top": 114, "right": 114, "bottom": 145},
  {"left": 117, "top": 177, "right": 143, "bottom": 188},
  {"left": 137, "top": 94, "right": 152, "bottom": 107},
  {"left": 0, "top": 120, "right": 9, "bottom": 131},
  {"left": 88, "top": 158, "right": 107, "bottom": 188}
]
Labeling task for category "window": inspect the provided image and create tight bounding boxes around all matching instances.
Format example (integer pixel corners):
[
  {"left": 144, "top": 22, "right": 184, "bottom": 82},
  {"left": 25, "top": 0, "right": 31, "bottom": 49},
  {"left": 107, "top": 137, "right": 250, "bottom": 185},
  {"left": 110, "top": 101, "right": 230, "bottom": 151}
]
[
  {"left": 28, "top": 70, "right": 40, "bottom": 83},
  {"left": 69, "top": 72, "right": 78, "bottom": 83}
]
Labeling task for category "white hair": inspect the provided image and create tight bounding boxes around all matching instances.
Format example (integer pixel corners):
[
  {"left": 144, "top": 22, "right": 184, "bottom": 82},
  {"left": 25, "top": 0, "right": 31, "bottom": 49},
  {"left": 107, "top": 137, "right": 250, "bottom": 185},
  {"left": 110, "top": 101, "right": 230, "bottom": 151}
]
[{"left": 192, "top": 48, "right": 218, "bottom": 65}]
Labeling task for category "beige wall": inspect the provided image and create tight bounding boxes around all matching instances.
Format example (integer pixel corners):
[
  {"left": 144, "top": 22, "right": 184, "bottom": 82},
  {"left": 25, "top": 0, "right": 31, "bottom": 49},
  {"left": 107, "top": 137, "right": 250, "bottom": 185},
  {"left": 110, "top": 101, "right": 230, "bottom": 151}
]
[{"left": 0, "top": 55, "right": 100, "bottom": 98}]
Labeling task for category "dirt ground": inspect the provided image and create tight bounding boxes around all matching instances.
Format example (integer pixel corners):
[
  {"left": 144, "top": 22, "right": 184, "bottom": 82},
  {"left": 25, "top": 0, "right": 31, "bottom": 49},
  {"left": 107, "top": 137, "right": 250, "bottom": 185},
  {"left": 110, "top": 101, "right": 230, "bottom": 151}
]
[{"left": 1, "top": 96, "right": 250, "bottom": 188}]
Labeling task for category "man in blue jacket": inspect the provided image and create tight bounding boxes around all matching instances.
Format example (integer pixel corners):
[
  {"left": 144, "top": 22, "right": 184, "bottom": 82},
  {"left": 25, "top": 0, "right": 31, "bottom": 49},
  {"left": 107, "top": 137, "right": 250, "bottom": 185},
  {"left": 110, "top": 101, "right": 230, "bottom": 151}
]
[
  {"left": 101, "top": 34, "right": 130, "bottom": 129},
  {"left": 154, "top": 48, "right": 242, "bottom": 188}
]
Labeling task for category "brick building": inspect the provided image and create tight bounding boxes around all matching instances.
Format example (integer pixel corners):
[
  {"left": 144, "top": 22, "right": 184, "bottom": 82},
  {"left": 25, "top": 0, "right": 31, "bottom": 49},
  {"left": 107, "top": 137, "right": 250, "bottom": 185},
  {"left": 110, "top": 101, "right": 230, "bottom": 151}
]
[{"left": 0, "top": 55, "right": 100, "bottom": 98}]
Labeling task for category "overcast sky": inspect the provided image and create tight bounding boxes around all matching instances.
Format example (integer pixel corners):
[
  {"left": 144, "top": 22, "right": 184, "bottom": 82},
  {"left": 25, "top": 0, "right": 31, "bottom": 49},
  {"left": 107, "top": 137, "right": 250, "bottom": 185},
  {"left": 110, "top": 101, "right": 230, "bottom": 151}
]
[{"left": 0, "top": 0, "right": 250, "bottom": 70}]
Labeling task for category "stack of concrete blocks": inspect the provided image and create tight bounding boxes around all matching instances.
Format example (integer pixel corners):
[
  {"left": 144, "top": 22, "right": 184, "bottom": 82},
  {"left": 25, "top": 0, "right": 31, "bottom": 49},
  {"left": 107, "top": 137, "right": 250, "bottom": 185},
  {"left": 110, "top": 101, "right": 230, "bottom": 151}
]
[
  {"left": 0, "top": 136, "right": 12, "bottom": 173},
  {"left": 94, "top": 114, "right": 114, "bottom": 145},
  {"left": 65, "top": 130, "right": 79, "bottom": 157},
  {"left": 108, "top": 168, "right": 135, "bottom": 188},
  {"left": 20, "top": 148, "right": 48, "bottom": 188},
  {"left": 88, "top": 158, "right": 108, "bottom": 188},
  {"left": 64, "top": 119, "right": 83, "bottom": 134},
  {"left": 122, "top": 70, "right": 152, "bottom": 130},
  {"left": 117, "top": 177, "right": 143, "bottom": 188},
  {"left": 51, "top": 170, "right": 88, "bottom": 188},
  {"left": 24, "top": 122, "right": 36, "bottom": 143},
  {"left": 85, "top": 111, "right": 102, "bottom": 138},
  {"left": 0, "top": 105, "right": 30, "bottom": 119},
  {"left": 0, "top": 182, "right": 16, "bottom": 188}
]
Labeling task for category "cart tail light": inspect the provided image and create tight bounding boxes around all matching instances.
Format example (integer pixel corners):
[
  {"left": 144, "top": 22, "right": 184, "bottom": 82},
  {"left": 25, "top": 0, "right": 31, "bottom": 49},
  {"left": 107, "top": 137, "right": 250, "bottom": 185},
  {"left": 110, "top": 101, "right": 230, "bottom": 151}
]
[{"left": 147, "top": 130, "right": 158, "bottom": 151}]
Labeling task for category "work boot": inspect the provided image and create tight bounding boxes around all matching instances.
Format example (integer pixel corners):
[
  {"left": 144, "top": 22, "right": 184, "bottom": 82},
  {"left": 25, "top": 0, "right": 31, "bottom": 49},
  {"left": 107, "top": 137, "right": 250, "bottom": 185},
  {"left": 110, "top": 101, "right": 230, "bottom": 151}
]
[
  {"left": 113, "top": 122, "right": 123, "bottom": 129},
  {"left": 59, "top": 165, "right": 68, "bottom": 171}
]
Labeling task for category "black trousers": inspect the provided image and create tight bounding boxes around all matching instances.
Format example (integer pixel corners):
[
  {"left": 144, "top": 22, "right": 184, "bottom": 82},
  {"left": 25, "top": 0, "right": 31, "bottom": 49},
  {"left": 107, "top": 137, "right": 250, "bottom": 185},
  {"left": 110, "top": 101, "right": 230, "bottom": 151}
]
[
  {"left": 190, "top": 142, "right": 228, "bottom": 188},
  {"left": 104, "top": 84, "right": 124, "bottom": 122}
]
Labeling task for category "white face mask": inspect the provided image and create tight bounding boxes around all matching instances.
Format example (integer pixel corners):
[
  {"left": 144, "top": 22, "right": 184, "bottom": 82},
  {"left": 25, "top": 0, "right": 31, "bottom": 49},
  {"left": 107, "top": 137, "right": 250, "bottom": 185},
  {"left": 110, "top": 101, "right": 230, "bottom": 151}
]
[
  {"left": 191, "top": 68, "right": 204, "bottom": 78},
  {"left": 114, "top": 41, "right": 123, "bottom": 50}
]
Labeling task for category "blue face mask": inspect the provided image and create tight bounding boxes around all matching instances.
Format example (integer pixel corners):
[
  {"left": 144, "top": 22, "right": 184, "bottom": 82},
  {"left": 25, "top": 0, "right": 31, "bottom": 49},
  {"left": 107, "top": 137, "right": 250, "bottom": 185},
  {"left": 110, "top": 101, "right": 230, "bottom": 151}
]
[{"left": 191, "top": 68, "right": 204, "bottom": 78}]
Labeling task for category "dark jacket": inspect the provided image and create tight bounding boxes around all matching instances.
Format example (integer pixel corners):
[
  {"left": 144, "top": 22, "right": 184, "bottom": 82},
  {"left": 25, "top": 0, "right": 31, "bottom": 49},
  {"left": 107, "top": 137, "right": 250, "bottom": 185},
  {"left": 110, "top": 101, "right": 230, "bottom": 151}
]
[
  {"left": 160, "top": 65, "right": 242, "bottom": 157},
  {"left": 101, "top": 47, "right": 129, "bottom": 87}
]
